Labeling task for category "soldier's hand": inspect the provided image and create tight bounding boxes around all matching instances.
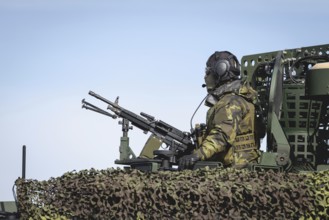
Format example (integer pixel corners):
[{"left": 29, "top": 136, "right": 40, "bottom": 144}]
[{"left": 178, "top": 153, "right": 200, "bottom": 169}]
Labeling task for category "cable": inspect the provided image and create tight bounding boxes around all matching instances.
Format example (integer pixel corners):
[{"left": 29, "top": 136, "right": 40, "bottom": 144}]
[
  {"left": 288, "top": 55, "right": 329, "bottom": 83},
  {"left": 12, "top": 184, "right": 18, "bottom": 213},
  {"left": 190, "top": 94, "right": 209, "bottom": 132}
]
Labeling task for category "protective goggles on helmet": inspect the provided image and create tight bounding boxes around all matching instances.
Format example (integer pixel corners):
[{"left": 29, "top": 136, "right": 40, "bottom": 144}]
[{"left": 205, "top": 67, "right": 215, "bottom": 75}]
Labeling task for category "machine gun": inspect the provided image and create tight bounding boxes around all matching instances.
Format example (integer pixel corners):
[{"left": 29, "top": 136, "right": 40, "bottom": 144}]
[{"left": 82, "top": 91, "right": 196, "bottom": 170}]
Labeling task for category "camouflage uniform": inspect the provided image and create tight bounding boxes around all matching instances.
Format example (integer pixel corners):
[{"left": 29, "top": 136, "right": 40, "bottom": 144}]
[{"left": 194, "top": 80, "right": 260, "bottom": 169}]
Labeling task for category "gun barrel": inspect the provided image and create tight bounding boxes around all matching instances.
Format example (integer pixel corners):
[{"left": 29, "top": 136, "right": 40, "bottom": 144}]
[{"left": 88, "top": 90, "right": 117, "bottom": 108}]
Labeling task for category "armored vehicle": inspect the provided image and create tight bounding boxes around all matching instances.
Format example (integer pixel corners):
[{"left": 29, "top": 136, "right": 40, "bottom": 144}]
[
  {"left": 4, "top": 43, "right": 329, "bottom": 219},
  {"left": 83, "top": 43, "right": 329, "bottom": 173}
]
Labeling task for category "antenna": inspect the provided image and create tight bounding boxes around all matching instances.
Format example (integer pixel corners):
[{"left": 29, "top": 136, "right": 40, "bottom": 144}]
[{"left": 22, "top": 145, "right": 26, "bottom": 179}]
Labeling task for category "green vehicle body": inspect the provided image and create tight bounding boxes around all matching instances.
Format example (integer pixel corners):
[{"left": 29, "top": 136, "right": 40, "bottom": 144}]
[
  {"left": 242, "top": 44, "right": 329, "bottom": 172},
  {"left": 0, "top": 201, "right": 18, "bottom": 219}
]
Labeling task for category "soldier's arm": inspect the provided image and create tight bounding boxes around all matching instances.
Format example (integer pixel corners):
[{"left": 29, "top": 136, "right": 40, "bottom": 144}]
[{"left": 195, "top": 96, "right": 244, "bottom": 160}]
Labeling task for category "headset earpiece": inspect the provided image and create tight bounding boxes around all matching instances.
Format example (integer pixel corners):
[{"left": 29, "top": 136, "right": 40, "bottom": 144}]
[
  {"left": 215, "top": 53, "right": 240, "bottom": 78},
  {"left": 214, "top": 59, "right": 230, "bottom": 77}
]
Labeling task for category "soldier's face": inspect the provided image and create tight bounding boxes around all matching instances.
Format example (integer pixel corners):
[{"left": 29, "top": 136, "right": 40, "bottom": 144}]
[{"left": 204, "top": 67, "right": 219, "bottom": 92}]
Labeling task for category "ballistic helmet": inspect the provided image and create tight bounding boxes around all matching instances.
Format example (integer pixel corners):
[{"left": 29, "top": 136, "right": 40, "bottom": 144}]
[{"left": 204, "top": 51, "right": 240, "bottom": 91}]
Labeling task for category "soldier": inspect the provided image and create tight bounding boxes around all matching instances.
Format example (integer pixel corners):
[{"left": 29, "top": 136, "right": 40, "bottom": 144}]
[{"left": 179, "top": 51, "right": 260, "bottom": 169}]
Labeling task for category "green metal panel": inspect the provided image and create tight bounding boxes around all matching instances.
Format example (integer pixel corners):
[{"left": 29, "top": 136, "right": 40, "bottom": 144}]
[
  {"left": 241, "top": 44, "right": 329, "bottom": 170},
  {"left": 285, "top": 131, "right": 317, "bottom": 166},
  {"left": 280, "top": 84, "right": 323, "bottom": 166},
  {"left": 280, "top": 84, "right": 322, "bottom": 133},
  {"left": 0, "top": 201, "right": 17, "bottom": 212}
]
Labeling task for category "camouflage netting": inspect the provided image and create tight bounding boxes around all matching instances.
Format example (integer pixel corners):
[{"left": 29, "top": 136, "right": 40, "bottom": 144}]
[{"left": 15, "top": 167, "right": 329, "bottom": 219}]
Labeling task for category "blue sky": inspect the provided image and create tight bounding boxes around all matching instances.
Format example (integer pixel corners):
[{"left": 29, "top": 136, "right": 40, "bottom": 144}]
[{"left": 1, "top": 0, "right": 329, "bottom": 200}]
